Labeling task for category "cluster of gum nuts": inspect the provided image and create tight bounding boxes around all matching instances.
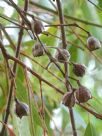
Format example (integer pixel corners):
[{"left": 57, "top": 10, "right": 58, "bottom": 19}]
[
  {"left": 32, "top": 19, "right": 101, "bottom": 108},
  {"left": 15, "top": 19, "right": 101, "bottom": 118}
]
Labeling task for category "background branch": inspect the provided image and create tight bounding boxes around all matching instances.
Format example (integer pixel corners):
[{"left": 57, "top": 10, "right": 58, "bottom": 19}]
[{"left": 0, "top": 0, "right": 29, "bottom": 135}]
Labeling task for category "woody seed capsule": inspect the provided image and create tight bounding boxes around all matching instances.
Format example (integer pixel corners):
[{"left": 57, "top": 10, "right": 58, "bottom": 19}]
[
  {"left": 55, "top": 49, "right": 70, "bottom": 63},
  {"left": 32, "top": 43, "right": 45, "bottom": 57},
  {"left": 15, "top": 98, "right": 29, "bottom": 119},
  {"left": 76, "top": 85, "right": 92, "bottom": 103},
  {"left": 73, "top": 63, "right": 86, "bottom": 77},
  {"left": 33, "top": 20, "right": 44, "bottom": 35},
  {"left": 87, "top": 36, "right": 101, "bottom": 51},
  {"left": 62, "top": 91, "right": 75, "bottom": 108}
]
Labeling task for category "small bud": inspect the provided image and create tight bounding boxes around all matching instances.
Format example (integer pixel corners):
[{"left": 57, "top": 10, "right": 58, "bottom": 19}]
[
  {"left": 32, "top": 43, "right": 45, "bottom": 57},
  {"left": 87, "top": 36, "right": 101, "bottom": 51},
  {"left": 33, "top": 20, "right": 44, "bottom": 35},
  {"left": 76, "top": 85, "right": 92, "bottom": 103},
  {"left": 62, "top": 91, "right": 75, "bottom": 108},
  {"left": 15, "top": 98, "right": 29, "bottom": 119},
  {"left": 55, "top": 49, "right": 70, "bottom": 63},
  {"left": 73, "top": 63, "right": 86, "bottom": 77}
]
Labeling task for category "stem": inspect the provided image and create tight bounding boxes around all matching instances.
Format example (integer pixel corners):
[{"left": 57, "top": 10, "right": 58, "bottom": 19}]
[
  {"left": 56, "top": 0, "right": 66, "bottom": 49},
  {"left": 45, "top": 23, "right": 90, "bottom": 36},
  {"left": 56, "top": 0, "right": 77, "bottom": 135},
  {"left": 69, "top": 108, "right": 77, "bottom": 136},
  {"left": 77, "top": 102, "right": 102, "bottom": 119},
  {"left": 0, "top": 0, "right": 29, "bottom": 135}
]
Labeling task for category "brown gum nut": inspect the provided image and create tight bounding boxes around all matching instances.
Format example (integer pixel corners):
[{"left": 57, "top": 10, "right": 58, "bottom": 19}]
[
  {"left": 76, "top": 85, "right": 92, "bottom": 103},
  {"left": 55, "top": 49, "right": 70, "bottom": 63},
  {"left": 32, "top": 43, "right": 44, "bottom": 57},
  {"left": 34, "top": 20, "right": 44, "bottom": 35},
  {"left": 87, "top": 36, "right": 101, "bottom": 51},
  {"left": 73, "top": 63, "right": 86, "bottom": 77},
  {"left": 62, "top": 91, "right": 75, "bottom": 108}
]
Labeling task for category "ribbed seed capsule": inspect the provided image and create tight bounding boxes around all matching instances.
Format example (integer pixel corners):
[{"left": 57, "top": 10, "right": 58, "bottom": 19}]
[
  {"left": 87, "top": 36, "right": 101, "bottom": 51},
  {"left": 55, "top": 49, "right": 70, "bottom": 63},
  {"left": 73, "top": 63, "right": 86, "bottom": 77},
  {"left": 15, "top": 98, "right": 29, "bottom": 119},
  {"left": 62, "top": 91, "right": 75, "bottom": 108},
  {"left": 32, "top": 43, "right": 45, "bottom": 57},
  {"left": 33, "top": 20, "right": 44, "bottom": 35},
  {"left": 76, "top": 85, "right": 92, "bottom": 103}
]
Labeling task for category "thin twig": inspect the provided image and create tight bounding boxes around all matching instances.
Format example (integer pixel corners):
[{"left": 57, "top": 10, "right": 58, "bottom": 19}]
[
  {"left": 43, "top": 31, "right": 84, "bottom": 51},
  {"left": 45, "top": 23, "right": 90, "bottom": 36},
  {"left": 77, "top": 102, "right": 102, "bottom": 119}
]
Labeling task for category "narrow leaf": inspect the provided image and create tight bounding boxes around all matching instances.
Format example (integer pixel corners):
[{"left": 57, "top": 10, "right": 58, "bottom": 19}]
[{"left": 84, "top": 122, "right": 96, "bottom": 136}]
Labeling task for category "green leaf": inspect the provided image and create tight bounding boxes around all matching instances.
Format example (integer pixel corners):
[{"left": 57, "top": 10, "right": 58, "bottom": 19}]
[
  {"left": 16, "top": 78, "right": 28, "bottom": 102},
  {"left": 84, "top": 122, "right": 96, "bottom": 136},
  {"left": 16, "top": 65, "right": 24, "bottom": 82},
  {"left": 32, "top": 103, "right": 42, "bottom": 127}
]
